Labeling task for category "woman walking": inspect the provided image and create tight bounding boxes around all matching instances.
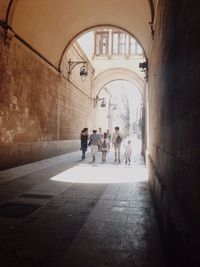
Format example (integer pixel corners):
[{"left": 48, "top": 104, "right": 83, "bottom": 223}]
[
  {"left": 80, "top": 128, "right": 89, "bottom": 160},
  {"left": 89, "top": 130, "right": 100, "bottom": 162}
]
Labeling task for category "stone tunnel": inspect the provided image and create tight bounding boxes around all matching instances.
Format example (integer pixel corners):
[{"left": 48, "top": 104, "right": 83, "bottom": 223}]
[{"left": 0, "top": 0, "right": 199, "bottom": 266}]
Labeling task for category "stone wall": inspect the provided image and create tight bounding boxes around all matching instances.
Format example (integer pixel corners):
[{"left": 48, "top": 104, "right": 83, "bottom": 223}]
[
  {"left": 148, "top": 1, "right": 200, "bottom": 266},
  {"left": 0, "top": 31, "right": 93, "bottom": 170}
]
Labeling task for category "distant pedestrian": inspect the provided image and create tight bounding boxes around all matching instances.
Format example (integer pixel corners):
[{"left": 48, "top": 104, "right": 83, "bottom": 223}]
[
  {"left": 98, "top": 127, "right": 103, "bottom": 151},
  {"left": 124, "top": 140, "right": 132, "bottom": 165},
  {"left": 80, "top": 128, "right": 89, "bottom": 160},
  {"left": 101, "top": 132, "right": 109, "bottom": 162},
  {"left": 106, "top": 129, "right": 111, "bottom": 151},
  {"left": 89, "top": 130, "right": 100, "bottom": 162},
  {"left": 112, "top": 126, "right": 123, "bottom": 163},
  {"left": 98, "top": 127, "right": 103, "bottom": 138}
]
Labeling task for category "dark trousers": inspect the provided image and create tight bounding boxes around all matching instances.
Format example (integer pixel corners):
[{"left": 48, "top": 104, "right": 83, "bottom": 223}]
[{"left": 81, "top": 143, "right": 87, "bottom": 159}]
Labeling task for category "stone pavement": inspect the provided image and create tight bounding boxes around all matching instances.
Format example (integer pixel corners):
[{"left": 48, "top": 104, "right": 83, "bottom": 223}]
[{"left": 0, "top": 139, "right": 166, "bottom": 267}]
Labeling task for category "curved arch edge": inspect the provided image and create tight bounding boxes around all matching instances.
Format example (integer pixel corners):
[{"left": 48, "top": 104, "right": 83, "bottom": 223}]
[
  {"left": 92, "top": 67, "right": 145, "bottom": 98},
  {"left": 58, "top": 24, "right": 148, "bottom": 70}
]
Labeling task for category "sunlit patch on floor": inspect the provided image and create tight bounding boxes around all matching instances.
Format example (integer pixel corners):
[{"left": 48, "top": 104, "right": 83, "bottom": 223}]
[{"left": 50, "top": 163, "right": 147, "bottom": 184}]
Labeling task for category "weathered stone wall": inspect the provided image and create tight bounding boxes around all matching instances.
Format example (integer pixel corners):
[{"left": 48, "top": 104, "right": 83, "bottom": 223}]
[
  {"left": 59, "top": 42, "right": 94, "bottom": 139},
  {"left": 148, "top": 1, "right": 200, "bottom": 266},
  {"left": 0, "top": 32, "right": 93, "bottom": 170}
]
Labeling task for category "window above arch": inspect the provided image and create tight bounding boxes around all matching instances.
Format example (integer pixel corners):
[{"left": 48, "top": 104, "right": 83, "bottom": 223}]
[{"left": 94, "top": 28, "right": 143, "bottom": 59}]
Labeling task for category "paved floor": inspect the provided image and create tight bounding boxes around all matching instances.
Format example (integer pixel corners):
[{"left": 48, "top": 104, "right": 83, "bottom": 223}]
[{"left": 0, "top": 138, "right": 166, "bottom": 267}]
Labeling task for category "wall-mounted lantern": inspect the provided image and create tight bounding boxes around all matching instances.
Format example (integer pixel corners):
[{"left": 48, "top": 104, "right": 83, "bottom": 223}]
[
  {"left": 101, "top": 99, "right": 106, "bottom": 108},
  {"left": 139, "top": 59, "right": 148, "bottom": 80},
  {"left": 68, "top": 59, "right": 88, "bottom": 81},
  {"left": 93, "top": 95, "right": 106, "bottom": 108},
  {"left": 139, "top": 60, "right": 148, "bottom": 72}
]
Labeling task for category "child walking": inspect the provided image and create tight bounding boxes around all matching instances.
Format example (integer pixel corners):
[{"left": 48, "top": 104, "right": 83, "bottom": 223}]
[
  {"left": 124, "top": 140, "right": 132, "bottom": 164},
  {"left": 101, "top": 132, "right": 109, "bottom": 162}
]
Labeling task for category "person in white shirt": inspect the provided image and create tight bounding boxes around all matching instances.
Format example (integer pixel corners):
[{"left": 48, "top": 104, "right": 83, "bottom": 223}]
[
  {"left": 124, "top": 140, "right": 132, "bottom": 164},
  {"left": 89, "top": 130, "right": 100, "bottom": 162},
  {"left": 112, "top": 126, "right": 123, "bottom": 163}
]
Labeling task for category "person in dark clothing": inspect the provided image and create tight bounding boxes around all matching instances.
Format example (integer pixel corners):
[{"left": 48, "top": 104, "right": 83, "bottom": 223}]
[{"left": 80, "top": 128, "right": 89, "bottom": 160}]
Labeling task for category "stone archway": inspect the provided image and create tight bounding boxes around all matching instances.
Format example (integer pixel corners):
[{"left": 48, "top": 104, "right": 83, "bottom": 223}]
[
  {"left": 0, "top": 0, "right": 152, "bottom": 67},
  {"left": 92, "top": 67, "right": 146, "bottom": 158},
  {"left": 92, "top": 68, "right": 145, "bottom": 97}
]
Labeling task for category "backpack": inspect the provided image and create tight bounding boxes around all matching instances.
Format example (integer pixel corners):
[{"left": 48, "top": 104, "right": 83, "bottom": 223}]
[
  {"left": 116, "top": 134, "right": 122, "bottom": 144},
  {"left": 101, "top": 139, "right": 107, "bottom": 150}
]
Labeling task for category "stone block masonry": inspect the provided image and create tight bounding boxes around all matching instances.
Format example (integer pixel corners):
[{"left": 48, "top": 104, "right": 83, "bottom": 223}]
[
  {"left": 0, "top": 35, "right": 92, "bottom": 170},
  {"left": 148, "top": 1, "right": 200, "bottom": 266}
]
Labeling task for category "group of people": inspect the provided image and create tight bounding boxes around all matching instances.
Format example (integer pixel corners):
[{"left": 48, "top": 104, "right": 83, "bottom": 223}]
[{"left": 80, "top": 126, "right": 132, "bottom": 164}]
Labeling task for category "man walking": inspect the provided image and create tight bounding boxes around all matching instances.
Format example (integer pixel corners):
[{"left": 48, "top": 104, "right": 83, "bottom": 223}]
[{"left": 112, "top": 126, "right": 123, "bottom": 163}]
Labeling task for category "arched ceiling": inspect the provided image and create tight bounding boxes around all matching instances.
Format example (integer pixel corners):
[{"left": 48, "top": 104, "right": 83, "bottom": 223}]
[
  {"left": 92, "top": 68, "right": 145, "bottom": 97},
  {"left": 2, "top": 0, "right": 154, "bottom": 68}
]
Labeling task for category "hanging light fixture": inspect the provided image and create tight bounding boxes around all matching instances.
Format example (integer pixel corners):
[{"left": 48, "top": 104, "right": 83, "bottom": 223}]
[
  {"left": 101, "top": 99, "right": 106, "bottom": 108},
  {"left": 68, "top": 59, "right": 88, "bottom": 81},
  {"left": 139, "top": 60, "right": 148, "bottom": 72},
  {"left": 80, "top": 64, "right": 88, "bottom": 81},
  {"left": 139, "top": 59, "right": 148, "bottom": 80},
  {"left": 93, "top": 96, "right": 107, "bottom": 108}
]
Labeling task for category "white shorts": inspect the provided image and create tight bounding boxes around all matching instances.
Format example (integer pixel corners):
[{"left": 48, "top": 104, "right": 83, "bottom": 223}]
[{"left": 91, "top": 145, "right": 98, "bottom": 156}]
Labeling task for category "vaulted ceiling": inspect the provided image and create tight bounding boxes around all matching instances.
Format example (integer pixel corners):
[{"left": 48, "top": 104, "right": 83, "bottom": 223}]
[{"left": 0, "top": 0, "right": 154, "bottom": 67}]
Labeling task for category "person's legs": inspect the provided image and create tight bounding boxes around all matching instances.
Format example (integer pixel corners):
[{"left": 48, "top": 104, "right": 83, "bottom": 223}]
[
  {"left": 98, "top": 142, "right": 102, "bottom": 152},
  {"left": 108, "top": 142, "right": 110, "bottom": 151},
  {"left": 114, "top": 144, "right": 117, "bottom": 161},
  {"left": 91, "top": 145, "right": 95, "bottom": 161},
  {"left": 82, "top": 146, "right": 86, "bottom": 159},
  {"left": 91, "top": 145, "right": 98, "bottom": 162},
  {"left": 117, "top": 143, "right": 121, "bottom": 163},
  {"left": 82, "top": 150, "right": 85, "bottom": 159},
  {"left": 81, "top": 145, "right": 84, "bottom": 159},
  {"left": 102, "top": 152, "right": 106, "bottom": 161},
  {"left": 82, "top": 143, "right": 88, "bottom": 159}
]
